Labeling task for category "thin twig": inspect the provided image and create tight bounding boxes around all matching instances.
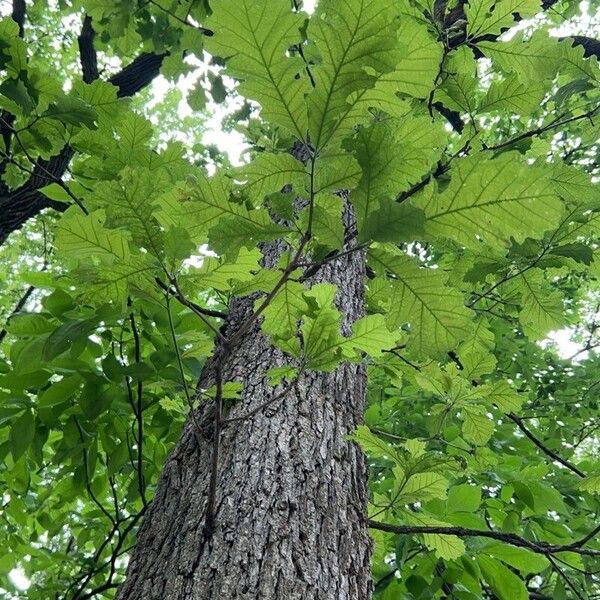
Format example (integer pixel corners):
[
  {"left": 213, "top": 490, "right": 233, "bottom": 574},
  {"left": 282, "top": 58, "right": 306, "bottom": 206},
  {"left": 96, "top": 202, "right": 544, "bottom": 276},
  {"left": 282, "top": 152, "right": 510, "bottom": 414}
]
[
  {"left": 548, "top": 556, "right": 585, "bottom": 600},
  {"left": 74, "top": 419, "right": 116, "bottom": 527},
  {"left": 145, "top": 0, "right": 213, "bottom": 34},
  {"left": 507, "top": 412, "right": 586, "bottom": 478},
  {"left": 129, "top": 311, "right": 147, "bottom": 507},
  {"left": 155, "top": 277, "right": 228, "bottom": 320},
  {"left": 165, "top": 291, "right": 204, "bottom": 448},
  {"left": 485, "top": 106, "right": 600, "bottom": 152}
]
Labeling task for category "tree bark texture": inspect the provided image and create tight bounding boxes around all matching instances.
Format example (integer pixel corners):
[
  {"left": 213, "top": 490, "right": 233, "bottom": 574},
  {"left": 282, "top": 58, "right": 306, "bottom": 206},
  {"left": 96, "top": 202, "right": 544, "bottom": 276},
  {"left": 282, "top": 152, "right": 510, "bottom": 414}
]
[{"left": 116, "top": 218, "right": 372, "bottom": 599}]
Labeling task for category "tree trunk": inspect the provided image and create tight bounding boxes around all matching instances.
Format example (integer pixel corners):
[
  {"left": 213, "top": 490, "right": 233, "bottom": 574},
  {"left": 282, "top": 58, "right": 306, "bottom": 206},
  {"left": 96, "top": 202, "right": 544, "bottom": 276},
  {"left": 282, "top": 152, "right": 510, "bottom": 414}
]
[{"left": 116, "top": 218, "right": 372, "bottom": 599}]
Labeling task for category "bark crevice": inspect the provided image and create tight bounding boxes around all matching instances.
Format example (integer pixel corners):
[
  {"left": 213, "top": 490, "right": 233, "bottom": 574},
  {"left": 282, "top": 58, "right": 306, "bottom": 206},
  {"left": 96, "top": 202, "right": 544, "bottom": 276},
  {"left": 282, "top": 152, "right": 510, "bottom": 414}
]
[{"left": 117, "top": 212, "right": 372, "bottom": 600}]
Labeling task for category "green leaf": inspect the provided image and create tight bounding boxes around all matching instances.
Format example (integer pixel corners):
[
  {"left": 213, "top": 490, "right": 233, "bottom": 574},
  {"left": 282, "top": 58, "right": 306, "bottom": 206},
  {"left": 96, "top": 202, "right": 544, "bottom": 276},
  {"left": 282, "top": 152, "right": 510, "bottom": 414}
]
[
  {"left": 114, "top": 113, "right": 153, "bottom": 154},
  {"left": 5, "top": 314, "right": 55, "bottom": 336},
  {"left": 301, "top": 283, "right": 343, "bottom": 367},
  {"left": 447, "top": 484, "right": 481, "bottom": 513},
  {"left": 483, "top": 543, "right": 550, "bottom": 574},
  {"left": 39, "top": 182, "right": 77, "bottom": 203},
  {"left": 238, "top": 153, "right": 306, "bottom": 202},
  {"left": 484, "top": 380, "right": 523, "bottom": 413},
  {"left": 310, "top": 193, "right": 345, "bottom": 250},
  {"left": 477, "top": 30, "right": 561, "bottom": 82},
  {"left": 0, "top": 78, "right": 34, "bottom": 115},
  {"left": 401, "top": 471, "right": 448, "bottom": 502},
  {"left": 55, "top": 208, "right": 130, "bottom": 262},
  {"left": 260, "top": 280, "right": 309, "bottom": 355},
  {"left": 415, "top": 153, "right": 564, "bottom": 250},
  {"left": 369, "top": 246, "right": 474, "bottom": 356},
  {"left": 349, "top": 424, "right": 398, "bottom": 462},
  {"left": 43, "top": 96, "right": 97, "bottom": 129},
  {"left": 187, "top": 79, "right": 207, "bottom": 112},
  {"left": 392, "top": 17, "right": 442, "bottom": 98},
  {"left": 477, "top": 555, "right": 528, "bottom": 600},
  {"left": 435, "top": 47, "right": 479, "bottom": 114},
  {"left": 362, "top": 199, "right": 425, "bottom": 243},
  {"left": 480, "top": 73, "right": 546, "bottom": 115},
  {"left": 38, "top": 376, "right": 81, "bottom": 408},
  {"left": 340, "top": 314, "right": 397, "bottom": 358},
  {"left": 159, "top": 172, "right": 288, "bottom": 256},
  {"left": 9, "top": 409, "right": 35, "bottom": 461},
  {"left": 514, "top": 270, "right": 567, "bottom": 340},
  {"left": 466, "top": 0, "right": 540, "bottom": 39},
  {"left": 186, "top": 248, "right": 262, "bottom": 291},
  {"left": 42, "top": 319, "right": 95, "bottom": 361},
  {"left": 313, "top": 149, "right": 361, "bottom": 194},
  {"left": 424, "top": 531, "right": 465, "bottom": 560},
  {"left": 461, "top": 405, "right": 494, "bottom": 445},
  {"left": 307, "top": 0, "right": 401, "bottom": 149},
  {"left": 72, "top": 80, "right": 123, "bottom": 125},
  {"left": 83, "top": 258, "right": 156, "bottom": 303},
  {"left": 457, "top": 319, "right": 496, "bottom": 380},
  {"left": 406, "top": 513, "right": 466, "bottom": 560},
  {"left": 205, "top": 0, "right": 308, "bottom": 137},
  {"left": 93, "top": 168, "right": 164, "bottom": 259},
  {"left": 350, "top": 117, "right": 446, "bottom": 233},
  {"left": 579, "top": 473, "right": 600, "bottom": 494}
]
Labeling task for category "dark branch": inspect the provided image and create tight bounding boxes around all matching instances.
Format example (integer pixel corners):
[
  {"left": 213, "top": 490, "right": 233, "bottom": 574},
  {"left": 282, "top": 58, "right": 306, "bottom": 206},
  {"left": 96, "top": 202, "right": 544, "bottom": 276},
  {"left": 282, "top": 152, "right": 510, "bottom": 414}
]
[
  {"left": 439, "top": 0, "right": 600, "bottom": 60},
  {"left": 569, "top": 35, "right": 600, "bottom": 60},
  {"left": 507, "top": 412, "right": 586, "bottom": 478},
  {"left": 129, "top": 311, "right": 147, "bottom": 508},
  {"left": 78, "top": 16, "right": 99, "bottom": 84},
  {"left": 0, "top": 1, "right": 27, "bottom": 184},
  {"left": 0, "top": 145, "right": 75, "bottom": 245},
  {"left": 368, "top": 520, "right": 600, "bottom": 557},
  {"left": 0, "top": 44, "right": 168, "bottom": 244},
  {"left": 396, "top": 161, "right": 449, "bottom": 204},
  {"left": 109, "top": 52, "right": 167, "bottom": 98},
  {"left": 155, "top": 278, "right": 228, "bottom": 320},
  {"left": 0, "top": 284, "right": 35, "bottom": 344},
  {"left": 485, "top": 106, "right": 599, "bottom": 152},
  {"left": 432, "top": 101, "right": 464, "bottom": 133},
  {"left": 12, "top": 0, "right": 26, "bottom": 38}
]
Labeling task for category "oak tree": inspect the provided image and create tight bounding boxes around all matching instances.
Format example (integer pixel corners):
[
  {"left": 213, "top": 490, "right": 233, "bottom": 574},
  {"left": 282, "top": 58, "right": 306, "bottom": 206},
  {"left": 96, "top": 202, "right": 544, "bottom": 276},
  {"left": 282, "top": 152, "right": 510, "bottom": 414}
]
[{"left": 1, "top": 0, "right": 600, "bottom": 598}]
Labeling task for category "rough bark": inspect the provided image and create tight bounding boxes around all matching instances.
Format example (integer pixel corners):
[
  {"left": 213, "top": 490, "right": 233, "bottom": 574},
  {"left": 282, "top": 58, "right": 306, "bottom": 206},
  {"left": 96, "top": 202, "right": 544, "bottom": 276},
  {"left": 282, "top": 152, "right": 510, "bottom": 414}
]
[{"left": 116, "top": 217, "right": 372, "bottom": 599}]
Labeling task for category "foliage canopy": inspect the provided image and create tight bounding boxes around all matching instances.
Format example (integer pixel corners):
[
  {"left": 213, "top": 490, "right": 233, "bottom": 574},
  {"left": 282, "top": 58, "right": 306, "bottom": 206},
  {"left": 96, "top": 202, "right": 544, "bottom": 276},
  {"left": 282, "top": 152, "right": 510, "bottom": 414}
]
[{"left": 0, "top": 0, "right": 600, "bottom": 598}]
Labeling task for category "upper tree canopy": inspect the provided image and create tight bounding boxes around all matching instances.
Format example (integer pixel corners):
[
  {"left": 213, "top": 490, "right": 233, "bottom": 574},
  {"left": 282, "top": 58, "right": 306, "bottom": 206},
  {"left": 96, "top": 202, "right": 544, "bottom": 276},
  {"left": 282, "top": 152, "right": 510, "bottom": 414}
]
[{"left": 0, "top": 0, "right": 600, "bottom": 598}]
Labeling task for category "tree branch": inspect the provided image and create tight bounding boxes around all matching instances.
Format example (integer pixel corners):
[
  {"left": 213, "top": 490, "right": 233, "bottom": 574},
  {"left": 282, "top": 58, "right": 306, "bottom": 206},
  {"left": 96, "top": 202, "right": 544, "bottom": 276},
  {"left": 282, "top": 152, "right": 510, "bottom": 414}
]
[
  {"left": 507, "top": 412, "right": 586, "bottom": 478},
  {"left": 0, "top": 44, "right": 169, "bottom": 244},
  {"left": 78, "top": 16, "right": 98, "bottom": 84},
  {"left": 368, "top": 520, "right": 600, "bottom": 557},
  {"left": 432, "top": 101, "right": 464, "bottom": 133},
  {"left": 485, "top": 106, "right": 600, "bottom": 152},
  {"left": 0, "top": 1, "right": 27, "bottom": 185},
  {"left": 0, "top": 284, "right": 35, "bottom": 344},
  {"left": 108, "top": 52, "right": 167, "bottom": 98},
  {"left": 129, "top": 311, "right": 147, "bottom": 508},
  {"left": 569, "top": 35, "right": 600, "bottom": 59},
  {"left": 155, "top": 277, "right": 228, "bottom": 320},
  {"left": 12, "top": 0, "right": 26, "bottom": 38}
]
